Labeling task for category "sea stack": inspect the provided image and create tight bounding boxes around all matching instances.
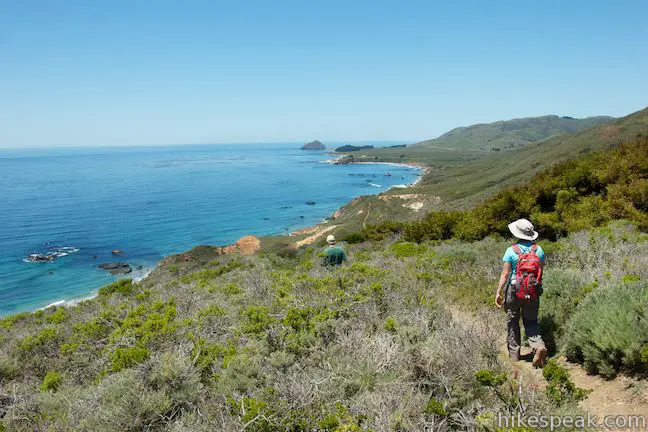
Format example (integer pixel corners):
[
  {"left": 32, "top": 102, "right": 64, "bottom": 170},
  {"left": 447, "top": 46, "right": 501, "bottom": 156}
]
[{"left": 300, "top": 140, "right": 326, "bottom": 150}]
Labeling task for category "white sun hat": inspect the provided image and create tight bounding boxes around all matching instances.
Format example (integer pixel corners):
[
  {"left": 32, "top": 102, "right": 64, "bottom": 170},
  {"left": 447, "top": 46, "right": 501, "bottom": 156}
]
[
  {"left": 326, "top": 235, "right": 336, "bottom": 245},
  {"left": 507, "top": 218, "right": 539, "bottom": 241}
]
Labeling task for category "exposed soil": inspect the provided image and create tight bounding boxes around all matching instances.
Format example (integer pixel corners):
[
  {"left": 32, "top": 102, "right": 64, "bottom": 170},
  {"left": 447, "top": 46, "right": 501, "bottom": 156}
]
[
  {"left": 294, "top": 225, "right": 338, "bottom": 248},
  {"left": 215, "top": 235, "right": 261, "bottom": 255}
]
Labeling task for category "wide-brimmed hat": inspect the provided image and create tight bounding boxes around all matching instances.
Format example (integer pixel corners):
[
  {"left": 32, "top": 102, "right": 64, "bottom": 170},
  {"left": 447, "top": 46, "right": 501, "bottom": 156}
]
[
  {"left": 326, "top": 235, "right": 336, "bottom": 245},
  {"left": 507, "top": 218, "right": 538, "bottom": 241}
]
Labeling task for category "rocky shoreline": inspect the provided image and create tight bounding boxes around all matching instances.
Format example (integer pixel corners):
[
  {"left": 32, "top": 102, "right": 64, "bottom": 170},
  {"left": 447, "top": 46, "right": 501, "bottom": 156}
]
[{"left": 31, "top": 159, "right": 428, "bottom": 313}]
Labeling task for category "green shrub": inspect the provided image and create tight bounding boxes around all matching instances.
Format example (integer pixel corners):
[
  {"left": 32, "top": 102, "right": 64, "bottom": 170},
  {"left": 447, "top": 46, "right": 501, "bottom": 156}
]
[
  {"left": 192, "top": 340, "right": 237, "bottom": 381},
  {"left": 562, "top": 281, "right": 648, "bottom": 377},
  {"left": 99, "top": 279, "right": 135, "bottom": 296},
  {"left": 110, "top": 299, "right": 177, "bottom": 346},
  {"left": 384, "top": 316, "right": 397, "bottom": 333},
  {"left": 542, "top": 360, "right": 590, "bottom": 406},
  {"left": 222, "top": 282, "right": 243, "bottom": 295},
  {"left": 0, "top": 311, "right": 30, "bottom": 329},
  {"left": 110, "top": 346, "right": 150, "bottom": 372},
  {"left": 404, "top": 210, "right": 460, "bottom": 243},
  {"left": 198, "top": 304, "right": 225, "bottom": 319},
  {"left": 228, "top": 397, "right": 278, "bottom": 432},
  {"left": 19, "top": 328, "right": 59, "bottom": 354},
  {"left": 241, "top": 305, "right": 275, "bottom": 335},
  {"left": 475, "top": 369, "right": 506, "bottom": 387},
  {"left": 642, "top": 345, "right": 648, "bottom": 365},
  {"left": 342, "top": 232, "right": 365, "bottom": 244},
  {"left": 361, "top": 220, "right": 403, "bottom": 241},
  {"left": 45, "top": 307, "right": 69, "bottom": 324},
  {"left": 180, "top": 260, "right": 243, "bottom": 285},
  {"left": 40, "top": 371, "right": 63, "bottom": 392},
  {"left": 389, "top": 242, "right": 425, "bottom": 258},
  {"left": 424, "top": 397, "right": 447, "bottom": 417}
]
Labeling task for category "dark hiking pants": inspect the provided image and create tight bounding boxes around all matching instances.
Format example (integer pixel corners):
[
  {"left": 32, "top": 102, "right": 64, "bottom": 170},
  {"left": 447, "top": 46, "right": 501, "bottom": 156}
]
[{"left": 504, "top": 285, "right": 545, "bottom": 358}]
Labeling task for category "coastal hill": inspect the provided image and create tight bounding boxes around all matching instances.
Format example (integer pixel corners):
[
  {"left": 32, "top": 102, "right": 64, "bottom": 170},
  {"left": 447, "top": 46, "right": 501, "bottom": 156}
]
[
  {"left": 416, "top": 114, "right": 615, "bottom": 151},
  {"left": 324, "top": 106, "right": 648, "bottom": 237},
  {"left": 334, "top": 144, "right": 374, "bottom": 152},
  {"left": 300, "top": 140, "right": 326, "bottom": 150},
  {"left": 1, "top": 130, "right": 646, "bottom": 429},
  {"left": 1, "top": 108, "right": 647, "bottom": 430}
]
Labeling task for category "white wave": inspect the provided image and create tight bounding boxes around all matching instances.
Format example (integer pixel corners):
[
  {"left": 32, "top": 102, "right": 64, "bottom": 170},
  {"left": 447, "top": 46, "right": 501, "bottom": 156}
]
[
  {"left": 132, "top": 268, "right": 153, "bottom": 283},
  {"left": 368, "top": 183, "right": 382, "bottom": 188},
  {"left": 39, "top": 300, "right": 65, "bottom": 310},
  {"left": 23, "top": 246, "right": 79, "bottom": 263}
]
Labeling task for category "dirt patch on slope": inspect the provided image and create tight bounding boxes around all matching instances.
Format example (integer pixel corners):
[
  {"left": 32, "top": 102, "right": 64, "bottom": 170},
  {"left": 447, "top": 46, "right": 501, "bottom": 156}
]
[
  {"left": 216, "top": 235, "right": 261, "bottom": 255},
  {"left": 294, "top": 225, "right": 338, "bottom": 248}
]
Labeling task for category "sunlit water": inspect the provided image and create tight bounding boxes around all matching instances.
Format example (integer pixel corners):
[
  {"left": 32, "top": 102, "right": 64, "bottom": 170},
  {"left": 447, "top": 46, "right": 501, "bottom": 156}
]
[{"left": 0, "top": 143, "right": 420, "bottom": 315}]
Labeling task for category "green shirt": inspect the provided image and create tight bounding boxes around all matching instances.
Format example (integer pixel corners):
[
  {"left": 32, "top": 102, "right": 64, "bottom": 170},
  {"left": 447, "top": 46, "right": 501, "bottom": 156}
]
[{"left": 323, "top": 246, "right": 347, "bottom": 266}]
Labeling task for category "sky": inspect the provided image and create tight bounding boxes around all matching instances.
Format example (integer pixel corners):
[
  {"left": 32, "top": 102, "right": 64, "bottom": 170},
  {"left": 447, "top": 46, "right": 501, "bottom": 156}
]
[{"left": 1, "top": 0, "right": 647, "bottom": 148}]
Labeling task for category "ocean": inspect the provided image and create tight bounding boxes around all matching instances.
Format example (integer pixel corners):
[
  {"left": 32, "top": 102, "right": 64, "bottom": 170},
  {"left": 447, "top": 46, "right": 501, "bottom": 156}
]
[{"left": 0, "top": 143, "right": 420, "bottom": 315}]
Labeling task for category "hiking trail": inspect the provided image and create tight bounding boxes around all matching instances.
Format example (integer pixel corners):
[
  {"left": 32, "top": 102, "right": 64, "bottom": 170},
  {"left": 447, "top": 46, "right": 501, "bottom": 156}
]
[{"left": 450, "top": 306, "right": 648, "bottom": 424}]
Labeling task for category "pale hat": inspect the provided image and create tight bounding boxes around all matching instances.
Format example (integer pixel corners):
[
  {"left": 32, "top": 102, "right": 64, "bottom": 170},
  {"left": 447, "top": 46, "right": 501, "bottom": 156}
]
[
  {"left": 326, "top": 235, "right": 336, "bottom": 245},
  {"left": 507, "top": 218, "right": 538, "bottom": 241}
]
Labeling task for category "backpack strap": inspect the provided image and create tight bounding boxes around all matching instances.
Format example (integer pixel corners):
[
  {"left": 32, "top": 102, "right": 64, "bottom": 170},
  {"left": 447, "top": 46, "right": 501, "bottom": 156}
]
[
  {"left": 531, "top": 243, "right": 538, "bottom": 252},
  {"left": 511, "top": 244, "right": 522, "bottom": 254}
]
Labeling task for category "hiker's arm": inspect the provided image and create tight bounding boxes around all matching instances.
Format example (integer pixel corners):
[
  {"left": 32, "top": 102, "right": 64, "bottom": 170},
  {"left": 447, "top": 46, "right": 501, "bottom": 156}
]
[{"left": 495, "top": 262, "right": 512, "bottom": 307}]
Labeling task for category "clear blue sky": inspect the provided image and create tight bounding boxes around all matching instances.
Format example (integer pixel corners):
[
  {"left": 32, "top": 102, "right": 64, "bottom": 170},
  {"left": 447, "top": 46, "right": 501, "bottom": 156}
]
[{"left": 1, "top": 0, "right": 647, "bottom": 147}]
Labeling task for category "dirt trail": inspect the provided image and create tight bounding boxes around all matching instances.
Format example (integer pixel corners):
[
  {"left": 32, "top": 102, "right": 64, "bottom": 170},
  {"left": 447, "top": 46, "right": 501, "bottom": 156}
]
[
  {"left": 363, "top": 203, "right": 371, "bottom": 229},
  {"left": 294, "top": 225, "right": 338, "bottom": 248},
  {"left": 450, "top": 307, "right": 648, "bottom": 422}
]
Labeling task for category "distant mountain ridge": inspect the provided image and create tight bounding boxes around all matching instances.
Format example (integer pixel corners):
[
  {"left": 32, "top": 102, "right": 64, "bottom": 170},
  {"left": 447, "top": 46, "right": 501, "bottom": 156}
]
[{"left": 417, "top": 114, "right": 615, "bottom": 150}]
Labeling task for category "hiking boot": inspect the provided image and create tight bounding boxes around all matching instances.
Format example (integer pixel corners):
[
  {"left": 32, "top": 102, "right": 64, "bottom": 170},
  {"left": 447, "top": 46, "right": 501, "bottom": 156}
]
[{"left": 532, "top": 345, "right": 548, "bottom": 368}]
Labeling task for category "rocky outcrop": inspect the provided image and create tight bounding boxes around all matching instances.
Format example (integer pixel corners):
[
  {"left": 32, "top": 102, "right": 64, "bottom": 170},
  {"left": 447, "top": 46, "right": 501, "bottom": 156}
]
[
  {"left": 214, "top": 235, "right": 261, "bottom": 255},
  {"left": 98, "top": 262, "right": 132, "bottom": 275},
  {"left": 332, "top": 156, "right": 355, "bottom": 165},
  {"left": 301, "top": 140, "right": 326, "bottom": 150}
]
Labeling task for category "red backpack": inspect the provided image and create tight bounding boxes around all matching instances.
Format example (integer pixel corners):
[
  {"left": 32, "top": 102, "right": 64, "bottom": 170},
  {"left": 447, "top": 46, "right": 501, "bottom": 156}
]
[{"left": 511, "top": 243, "right": 543, "bottom": 300}]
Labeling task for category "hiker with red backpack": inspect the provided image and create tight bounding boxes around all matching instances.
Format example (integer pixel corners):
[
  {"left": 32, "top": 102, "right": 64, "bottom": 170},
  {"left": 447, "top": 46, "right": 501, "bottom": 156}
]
[{"left": 495, "top": 218, "right": 548, "bottom": 368}]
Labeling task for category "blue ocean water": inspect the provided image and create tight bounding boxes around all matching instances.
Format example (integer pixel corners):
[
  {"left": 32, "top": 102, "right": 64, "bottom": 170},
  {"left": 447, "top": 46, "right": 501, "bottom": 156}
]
[{"left": 0, "top": 143, "right": 420, "bottom": 315}]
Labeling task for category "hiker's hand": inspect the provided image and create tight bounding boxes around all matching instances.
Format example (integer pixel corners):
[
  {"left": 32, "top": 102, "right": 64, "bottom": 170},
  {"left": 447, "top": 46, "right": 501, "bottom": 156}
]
[{"left": 495, "top": 292, "right": 504, "bottom": 308}]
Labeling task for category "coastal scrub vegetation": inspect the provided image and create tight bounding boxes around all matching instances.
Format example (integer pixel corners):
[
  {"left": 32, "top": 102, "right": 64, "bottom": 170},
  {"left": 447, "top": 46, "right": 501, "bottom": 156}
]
[
  {"left": 1, "top": 219, "right": 646, "bottom": 430},
  {"left": 395, "top": 136, "right": 648, "bottom": 243},
  {"left": 0, "top": 134, "right": 647, "bottom": 430}
]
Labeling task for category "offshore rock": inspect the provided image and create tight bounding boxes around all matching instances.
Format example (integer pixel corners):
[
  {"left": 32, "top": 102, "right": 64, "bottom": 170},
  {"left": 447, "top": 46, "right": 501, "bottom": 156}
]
[
  {"left": 300, "top": 140, "right": 326, "bottom": 150},
  {"left": 98, "top": 262, "right": 132, "bottom": 275}
]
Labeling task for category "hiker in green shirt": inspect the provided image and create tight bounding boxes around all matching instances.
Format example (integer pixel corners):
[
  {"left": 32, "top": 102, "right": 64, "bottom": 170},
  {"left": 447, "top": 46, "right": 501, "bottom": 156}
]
[{"left": 322, "top": 235, "right": 347, "bottom": 266}]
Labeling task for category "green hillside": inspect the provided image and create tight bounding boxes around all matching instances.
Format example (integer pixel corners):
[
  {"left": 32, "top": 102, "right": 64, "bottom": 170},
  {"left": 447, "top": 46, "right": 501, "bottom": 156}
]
[
  {"left": 1, "top": 135, "right": 647, "bottom": 429},
  {"left": 417, "top": 114, "right": 614, "bottom": 151},
  {"left": 419, "top": 106, "right": 648, "bottom": 205},
  {"left": 343, "top": 107, "right": 648, "bottom": 207},
  {"left": 319, "top": 107, "right": 648, "bottom": 241}
]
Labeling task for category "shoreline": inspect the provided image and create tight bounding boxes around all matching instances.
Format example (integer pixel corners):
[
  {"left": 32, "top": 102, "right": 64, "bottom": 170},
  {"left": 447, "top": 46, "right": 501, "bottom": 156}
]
[
  {"left": 27, "top": 267, "right": 154, "bottom": 314},
  {"left": 322, "top": 156, "right": 429, "bottom": 186},
  {"left": 8, "top": 161, "right": 427, "bottom": 317}
]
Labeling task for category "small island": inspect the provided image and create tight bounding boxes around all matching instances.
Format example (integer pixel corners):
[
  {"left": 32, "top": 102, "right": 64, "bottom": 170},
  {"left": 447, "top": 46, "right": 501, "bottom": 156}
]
[
  {"left": 335, "top": 144, "right": 374, "bottom": 152},
  {"left": 300, "top": 140, "right": 326, "bottom": 150}
]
